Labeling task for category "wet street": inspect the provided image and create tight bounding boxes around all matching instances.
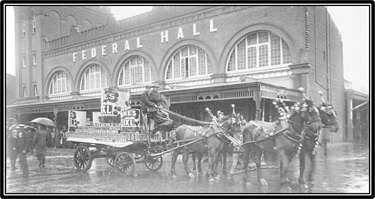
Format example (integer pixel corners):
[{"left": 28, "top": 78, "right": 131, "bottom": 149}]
[{"left": 5, "top": 142, "right": 369, "bottom": 194}]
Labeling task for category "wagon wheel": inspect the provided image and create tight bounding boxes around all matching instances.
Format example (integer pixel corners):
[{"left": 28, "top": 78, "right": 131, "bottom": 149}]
[
  {"left": 106, "top": 156, "right": 116, "bottom": 167},
  {"left": 115, "top": 152, "right": 136, "bottom": 176},
  {"left": 144, "top": 155, "right": 163, "bottom": 171},
  {"left": 74, "top": 146, "right": 92, "bottom": 171}
]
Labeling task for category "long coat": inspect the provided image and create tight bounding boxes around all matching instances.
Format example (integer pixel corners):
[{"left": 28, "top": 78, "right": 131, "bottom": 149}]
[
  {"left": 33, "top": 129, "right": 48, "bottom": 160},
  {"left": 7, "top": 134, "right": 18, "bottom": 159},
  {"left": 140, "top": 91, "right": 157, "bottom": 111},
  {"left": 16, "top": 131, "right": 30, "bottom": 153}
]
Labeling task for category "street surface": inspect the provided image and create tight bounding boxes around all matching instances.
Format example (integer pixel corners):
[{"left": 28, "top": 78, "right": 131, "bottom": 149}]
[{"left": 5, "top": 142, "right": 369, "bottom": 194}]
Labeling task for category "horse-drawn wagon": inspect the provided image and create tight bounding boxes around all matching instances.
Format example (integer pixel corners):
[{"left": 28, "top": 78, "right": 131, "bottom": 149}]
[{"left": 66, "top": 88, "right": 171, "bottom": 176}]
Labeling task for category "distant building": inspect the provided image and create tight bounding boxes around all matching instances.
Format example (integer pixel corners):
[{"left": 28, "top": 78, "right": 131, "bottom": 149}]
[
  {"left": 6, "top": 73, "right": 16, "bottom": 105},
  {"left": 7, "top": 6, "right": 349, "bottom": 141}
]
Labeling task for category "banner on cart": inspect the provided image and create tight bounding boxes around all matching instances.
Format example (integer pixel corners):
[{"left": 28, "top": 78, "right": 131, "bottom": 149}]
[
  {"left": 68, "top": 111, "right": 86, "bottom": 130},
  {"left": 121, "top": 109, "right": 141, "bottom": 128},
  {"left": 101, "top": 88, "right": 131, "bottom": 117}
]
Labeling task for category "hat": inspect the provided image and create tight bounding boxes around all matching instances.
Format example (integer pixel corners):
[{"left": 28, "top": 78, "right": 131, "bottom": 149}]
[{"left": 12, "top": 130, "right": 17, "bottom": 133}]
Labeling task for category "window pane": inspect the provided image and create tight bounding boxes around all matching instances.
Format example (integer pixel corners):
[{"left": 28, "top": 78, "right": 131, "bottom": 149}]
[
  {"left": 259, "top": 45, "right": 268, "bottom": 67},
  {"left": 166, "top": 62, "right": 172, "bottom": 79},
  {"left": 67, "top": 78, "right": 71, "bottom": 92},
  {"left": 62, "top": 78, "right": 66, "bottom": 92},
  {"left": 144, "top": 59, "right": 150, "bottom": 82},
  {"left": 174, "top": 53, "right": 180, "bottom": 78},
  {"left": 282, "top": 40, "right": 292, "bottom": 64},
  {"left": 189, "top": 57, "right": 197, "bottom": 76},
  {"left": 247, "top": 33, "right": 257, "bottom": 45},
  {"left": 81, "top": 76, "right": 85, "bottom": 90},
  {"left": 90, "top": 73, "right": 95, "bottom": 89},
  {"left": 95, "top": 73, "right": 100, "bottom": 88},
  {"left": 270, "top": 34, "right": 281, "bottom": 65},
  {"left": 237, "top": 39, "right": 246, "bottom": 70},
  {"left": 181, "top": 57, "right": 186, "bottom": 77},
  {"left": 247, "top": 47, "right": 257, "bottom": 68},
  {"left": 259, "top": 32, "right": 268, "bottom": 43},
  {"left": 181, "top": 47, "right": 188, "bottom": 57},
  {"left": 227, "top": 49, "right": 236, "bottom": 71},
  {"left": 119, "top": 70, "right": 124, "bottom": 85},
  {"left": 124, "top": 62, "right": 130, "bottom": 84},
  {"left": 190, "top": 46, "right": 196, "bottom": 55},
  {"left": 198, "top": 48, "right": 206, "bottom": 75}
]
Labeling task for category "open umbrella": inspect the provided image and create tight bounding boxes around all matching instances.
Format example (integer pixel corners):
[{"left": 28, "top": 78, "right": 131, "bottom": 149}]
[{"left": 31, "top": 117, "right": 56, "bottom": 127}]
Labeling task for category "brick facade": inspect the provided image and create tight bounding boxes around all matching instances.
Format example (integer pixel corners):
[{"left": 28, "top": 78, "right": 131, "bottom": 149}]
[{"left": 9, "top": 6, "right": 345, "bottom": 141}]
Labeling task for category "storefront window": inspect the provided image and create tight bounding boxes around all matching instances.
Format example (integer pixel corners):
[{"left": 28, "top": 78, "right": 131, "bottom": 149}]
[
  {"left": 49, "top": 71, "right": 72, "bottom": 95},
  {"left": 80, "top": 64, "right": 107, "bottom": 91},
  {"left": 166, "top": 45, "right": 212, "bottom": 80},
  {"left": 118, "top": 55, "right": 151, "bottom": 86},
  {"left": 227, "top": 31, "right": 292, "bottom": 72}
]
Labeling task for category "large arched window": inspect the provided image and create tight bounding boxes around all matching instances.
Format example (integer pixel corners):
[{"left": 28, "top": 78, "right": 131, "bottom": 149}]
[
  {"left": 49, "top": 71, "right": 72, "bottom": 95},
  {"left": 80, "top": 64, "right": 107, "bottom": 91},
  {"left": 227, "top": 31, "right": 292, "bottom": 72},
  {"left": 166, "top": 45, "right": 213, "bottom": 80},
  {"left": 118, "top": 55, "right": 152, "bottom": 86}
]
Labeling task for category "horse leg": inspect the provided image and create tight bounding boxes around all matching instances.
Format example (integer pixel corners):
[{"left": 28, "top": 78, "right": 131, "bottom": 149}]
[
  {"left": 278, "top": 151, "right": 292, "bottom": 193},
  {"left": 307, "top": 152, "right": 317, "bottom": 185},
  {"left": 207, "top": 150, "right": 219, "bottom": 182},
  {"left": 222, "top": 151, "right": 228, "bottom": 177},
  {"left": 192, "top": 152, "right": 197, "bottom": 174},
  {"left": 171, "top": 148, "right": 181, "bottom": 178},
  {"left": 197, "top": 153, "right": 203, "bottom": 175},
  {"left": 254, "top": 147, "right": 267, "bottom": 186},
  {"left": 182, "top": 148, "right": 194, "bottom": 178},
  {"left": 298, "top": 151, "right": 308, "bottom": 189},
  {"left": 242, "top": 144, "right": 251, "bottom": 185},
  {"left": 213, "top": 153, "right": 222, "bottom": 180}
]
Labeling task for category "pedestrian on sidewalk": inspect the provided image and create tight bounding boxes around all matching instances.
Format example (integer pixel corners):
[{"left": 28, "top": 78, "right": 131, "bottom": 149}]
[
  {"left": 34, "top": 124, "right": 48, "bottom": 167},
  {"left": 16, "top": 128, "right": 30, "bottom": 177},
  {"left": 7, "top": 130, "right": 19, "bottom": 170}
]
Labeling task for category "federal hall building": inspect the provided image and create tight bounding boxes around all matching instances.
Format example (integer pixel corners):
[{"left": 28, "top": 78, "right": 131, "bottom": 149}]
[{"left": 6, "top": 6, "right": 368, "bottom": 142}]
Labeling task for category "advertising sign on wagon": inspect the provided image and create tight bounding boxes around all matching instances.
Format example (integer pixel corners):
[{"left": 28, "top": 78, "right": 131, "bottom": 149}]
[{"left": 68, "top": 110, "right": 87, "bottom": 131}]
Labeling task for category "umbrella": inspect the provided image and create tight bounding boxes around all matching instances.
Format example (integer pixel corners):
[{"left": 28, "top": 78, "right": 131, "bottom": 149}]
[{"left": 31, "top": 117, "right": 56, "bottom": 127}]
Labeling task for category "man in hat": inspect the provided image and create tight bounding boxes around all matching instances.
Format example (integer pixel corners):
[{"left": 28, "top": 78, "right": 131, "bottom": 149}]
[
  {"left": 16, "top": 128, "right": 30, "bottom": 177},
  {"left": 7, "top": 130, "right": 19, "bottom": 170}
]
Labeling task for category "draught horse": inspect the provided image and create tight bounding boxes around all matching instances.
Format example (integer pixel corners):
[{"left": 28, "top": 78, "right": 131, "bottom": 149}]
[
  {"left": 170, "top": 111, "right": 243, "bottom": 182},
  {"left": 241, "top": 97, "right": 323, "bottom": 193},
  {"left": 298, "top": 92, "right": 339, "bottom": 189}
]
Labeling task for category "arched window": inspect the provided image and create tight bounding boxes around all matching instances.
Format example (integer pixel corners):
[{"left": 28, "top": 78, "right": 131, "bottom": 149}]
[
  {"left": 32, "top": 15, "right": 36, "bottom": 33},
  {"left": 227, "top": 31, "right": 292, "bottom": 72},
  {"left": 80, "top": 64, "right": 107, "bottom": 91},
  {"left": 166, "top": 45, "right": 213, "bottom": 80},
  {"left": 23, "top": 86, "right": 27, "bottom": 97},
  {"left": 118, "top": 56, "right": 152, "bottom": 86},
  {"left": 49, "top": 71, "right": 72, "bottom": 95}
]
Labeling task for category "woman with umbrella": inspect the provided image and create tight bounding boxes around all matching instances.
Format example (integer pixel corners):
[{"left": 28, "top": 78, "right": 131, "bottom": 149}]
[{"left": 7, "top": 129, "right": 19, "bottom": 170}]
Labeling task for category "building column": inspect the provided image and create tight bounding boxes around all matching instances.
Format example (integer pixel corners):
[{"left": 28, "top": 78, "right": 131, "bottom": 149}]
[
  {"left": 254, "top": 89, "right": 262, "bottom": 121},
  {"left": 54, "top": 106, "right": 58, "bottom": 127}
]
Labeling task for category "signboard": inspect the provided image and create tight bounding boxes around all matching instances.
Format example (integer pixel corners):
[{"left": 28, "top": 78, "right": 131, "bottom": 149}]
[
  {"left": 122, "top": 109, "right": 141, "bottom": 128},
  {"left": 68, "top": 111, "right": 86, "bottom": 131},
  {"left": 101, "top": 87, "right": 131, "bottom": 116}
]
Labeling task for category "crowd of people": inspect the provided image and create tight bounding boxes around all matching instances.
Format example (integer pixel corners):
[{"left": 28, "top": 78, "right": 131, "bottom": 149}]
[{"left": 6, "top": 123, "right": 73, "bottom": 177}]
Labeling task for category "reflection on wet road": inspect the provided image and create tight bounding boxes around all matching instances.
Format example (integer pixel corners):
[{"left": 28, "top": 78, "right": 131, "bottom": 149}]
[{"left": 5, "top": 142, "right": 369, "bottom": 194}]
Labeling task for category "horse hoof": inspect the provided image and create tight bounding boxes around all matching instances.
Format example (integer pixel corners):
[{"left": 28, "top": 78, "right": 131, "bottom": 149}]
[
  {"left": 188, "top": 173, "right": 195, "bottom": 178},
  {"left": 300, "top": 184, "right": 309, "bottom": 189},
  {"left": 260, "top": 178, "right": 268, "bottom": 186}
]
